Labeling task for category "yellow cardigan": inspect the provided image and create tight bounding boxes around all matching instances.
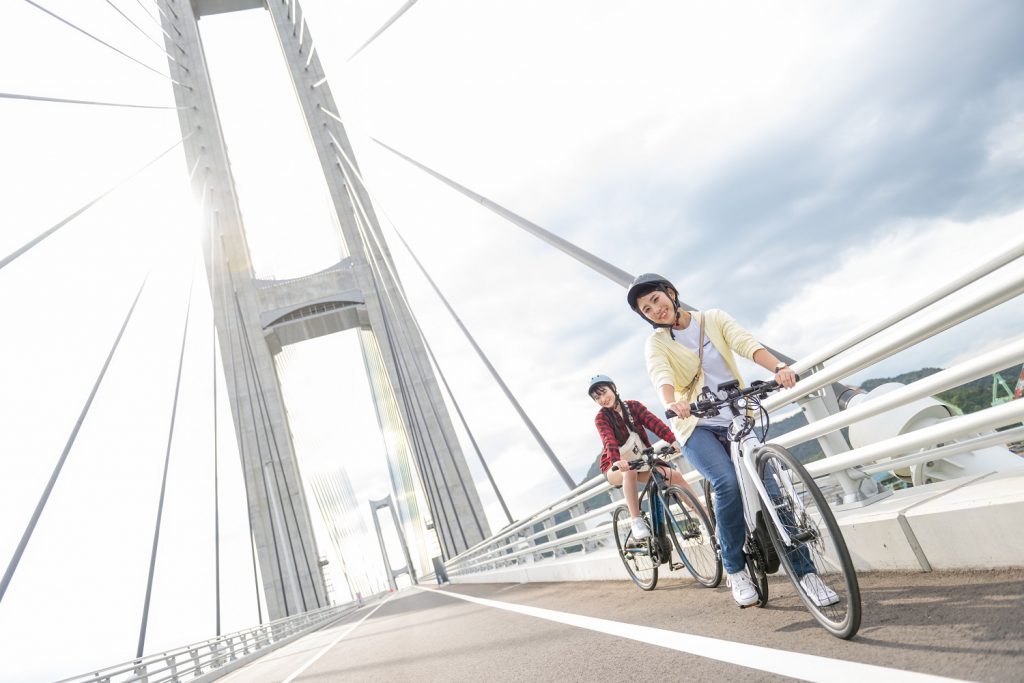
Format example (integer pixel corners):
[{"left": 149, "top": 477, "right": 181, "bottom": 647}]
[{"left": 644, "top": 308, "right": 765, "bottom": 445}]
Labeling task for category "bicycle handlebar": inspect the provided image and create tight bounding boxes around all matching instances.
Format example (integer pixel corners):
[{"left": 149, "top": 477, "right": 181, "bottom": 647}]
[
  {"left": 664, "top": 379, "right": 788, "bottom": 419},
  {"left": 610, "top": 445, "right": 676, "bottom": 472}
]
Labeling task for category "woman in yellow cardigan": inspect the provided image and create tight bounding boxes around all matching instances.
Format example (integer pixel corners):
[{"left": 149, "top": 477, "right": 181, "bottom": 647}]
[{"left": 626, "top": 273, "right": 838, "bottom": 608}]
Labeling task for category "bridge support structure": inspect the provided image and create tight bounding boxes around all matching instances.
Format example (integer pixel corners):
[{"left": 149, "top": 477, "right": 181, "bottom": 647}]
[
  {"left": 157, "top": 0, "right": 489, "bottom": 619},
  {"left": 370, "top": 495, "right": 417, "bottom": 591}
]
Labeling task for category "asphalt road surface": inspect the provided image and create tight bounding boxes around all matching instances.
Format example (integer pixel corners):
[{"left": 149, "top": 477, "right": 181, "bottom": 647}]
[{"left": 217, "top": 569, "right": 1024, "bottom": 682}]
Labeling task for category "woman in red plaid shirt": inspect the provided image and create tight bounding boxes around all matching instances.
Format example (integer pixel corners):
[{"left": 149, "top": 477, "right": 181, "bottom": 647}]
[{"left": 590, "top": 374, "right": 697, "bottom": 541}]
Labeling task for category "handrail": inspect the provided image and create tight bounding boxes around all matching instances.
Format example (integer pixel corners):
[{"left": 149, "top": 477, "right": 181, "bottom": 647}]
[
  {"left": 455, "top": 474, "right": 609, "bottom": 559},
  {"left": 452, "top": 500, "right": 620, "bottom": 571},
  {"left": 804, "top": 400, "right": 1024, "bottom": 477},
  {"left": 769, "top": 266, "right": 1024, "bottom": 411},
  {"left": 772, "top": 337, "right": 1024, "bottom": 450},
  {"left": 858, "top": 426, "right": 1024, "bottom": 476},
  {"left": 57, "top": 600, "right": 365, "bottom": 683},
  {"left": 796, "top": 239, "right": 1024, "bottom": 371}
]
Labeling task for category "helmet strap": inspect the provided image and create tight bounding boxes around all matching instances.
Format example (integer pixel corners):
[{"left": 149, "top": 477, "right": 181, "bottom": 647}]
[{"left": 643, "top": 285, "right": 681, "bottom": 339}]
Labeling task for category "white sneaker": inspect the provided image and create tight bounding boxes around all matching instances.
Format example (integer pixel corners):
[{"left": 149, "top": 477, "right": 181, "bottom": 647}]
[
  {"left": 630, "top": 517, "right": 651, "bottom": 540},
  {"left": 728, "top": 571, "right": 758, "bottom": 607},
  {"left": 800, "top": 573, "right": 840, "bottom": 607}
]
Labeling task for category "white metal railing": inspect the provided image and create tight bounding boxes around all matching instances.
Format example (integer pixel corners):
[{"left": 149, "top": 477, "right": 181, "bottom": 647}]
[
  {"left": 446, "top": 239, "right": 1024, "bottom": 578},
  {"left": 57, "top": 601, "right": 364, "bottom": 683}
]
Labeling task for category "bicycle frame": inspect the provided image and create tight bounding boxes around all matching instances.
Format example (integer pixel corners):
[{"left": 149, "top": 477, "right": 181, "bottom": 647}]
[
  {"left": 639, "top": 466, "right": 671, "bottom": 556},
  {"left": 728, "top": 415, "right": 796, "bottom": 549}
]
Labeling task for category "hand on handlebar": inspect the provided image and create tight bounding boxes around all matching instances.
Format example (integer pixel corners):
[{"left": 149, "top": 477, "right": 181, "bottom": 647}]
[
  {"left": 610, "top": 459, "right": 634, "bottom": 473},
  {"left": 665, "top": 400, "right": 691, "bottom": 419}
]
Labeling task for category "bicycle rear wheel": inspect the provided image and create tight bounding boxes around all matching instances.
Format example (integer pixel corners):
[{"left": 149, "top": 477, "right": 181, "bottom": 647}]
[
  {"left": 756, "top": 444, "right": 862, "bottom": 639},
  {"left": 612, "top": 505, "right": 658, "bottom": 590},
  {"left": 663, "top": 486, "right": 722, "bottom": 587}
]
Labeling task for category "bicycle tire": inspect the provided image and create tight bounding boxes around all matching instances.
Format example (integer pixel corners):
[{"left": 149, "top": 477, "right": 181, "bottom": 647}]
[
  {"left": 755, "top": 444, "right": 862, "bottom": 639},
  {"left": 663, "top": 486, "right": 722, "bottom": 587},
  {"left": 702, "top": 478, "right": 717, "bottom": 528},
  {"left": 612, "top": 505, "right": 658, "bottom": 590}
]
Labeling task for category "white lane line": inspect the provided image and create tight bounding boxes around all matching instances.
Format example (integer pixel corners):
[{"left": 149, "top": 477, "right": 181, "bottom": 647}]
[
  {"left": 281, "top": 595, "right": 394, "bottom": 683},
  {"left": 416, "top": 586, "right": 967, "bottom": 683}
]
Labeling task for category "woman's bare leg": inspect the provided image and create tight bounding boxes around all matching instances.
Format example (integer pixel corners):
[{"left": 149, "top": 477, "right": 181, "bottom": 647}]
[{"left": 606, "top": 469, "right": 653, "bottom": 518}]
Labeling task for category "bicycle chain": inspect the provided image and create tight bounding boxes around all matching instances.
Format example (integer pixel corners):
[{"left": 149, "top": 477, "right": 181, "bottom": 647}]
[{"left": 747, "top": 532, "right": 771, "bottom": 578}]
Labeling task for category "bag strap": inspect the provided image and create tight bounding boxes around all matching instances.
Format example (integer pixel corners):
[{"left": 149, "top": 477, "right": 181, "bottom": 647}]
[
  {"left": 681, "top": 312, "right": 706, "bottom": 399},
  {"left": 619, "top": 400, "right": 640, "bottom": 438}
]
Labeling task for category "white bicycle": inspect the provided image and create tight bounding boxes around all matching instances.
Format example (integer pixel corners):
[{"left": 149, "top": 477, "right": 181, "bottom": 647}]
[{"left": 668, "top": 379, "right": 862, "bottom": 639}]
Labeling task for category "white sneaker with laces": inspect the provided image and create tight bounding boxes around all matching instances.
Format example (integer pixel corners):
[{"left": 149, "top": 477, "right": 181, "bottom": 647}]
[
  {"left": 800, "top": 573, "right": 840, "bottom": 607},
  {"left": 630, "top": 517, "right": 651, "bottom": 540},
  {"left": 728, "top": 570, "right": 758, "bottom": 607}
]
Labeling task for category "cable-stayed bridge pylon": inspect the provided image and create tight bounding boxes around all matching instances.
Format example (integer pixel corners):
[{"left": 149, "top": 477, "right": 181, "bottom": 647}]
[{"left": 158, "top": 0, "right": 489, "bottom": 621}]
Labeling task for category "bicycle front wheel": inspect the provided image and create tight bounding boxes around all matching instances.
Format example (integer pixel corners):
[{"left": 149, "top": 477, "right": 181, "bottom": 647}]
[
  {"left": 663, "top": 486, "right": 722, "bottom": 587},
  {"left": 756, "top": 444, "right": 862, "bottom": 639},
  {"left": 612, "top": 505, "right": 658, "bottom": 590}
]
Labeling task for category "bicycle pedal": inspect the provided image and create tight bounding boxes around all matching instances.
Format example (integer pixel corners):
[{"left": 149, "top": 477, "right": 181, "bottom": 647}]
[{"left": 670, "top": 562, "right": 685, "bottom": 571}]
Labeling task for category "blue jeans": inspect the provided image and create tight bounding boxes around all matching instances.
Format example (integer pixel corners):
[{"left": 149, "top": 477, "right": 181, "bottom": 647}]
[{"left": 683, "top": 426, "right": 815, "bottom": 576}]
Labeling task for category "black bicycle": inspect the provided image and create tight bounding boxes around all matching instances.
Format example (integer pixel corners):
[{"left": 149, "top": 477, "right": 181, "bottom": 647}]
[
  {"left": 676, "top": 379, "right": 862, "bottom": 639},
  {"left": 611, "top": 445, "right": 722, "bottom": 591}
]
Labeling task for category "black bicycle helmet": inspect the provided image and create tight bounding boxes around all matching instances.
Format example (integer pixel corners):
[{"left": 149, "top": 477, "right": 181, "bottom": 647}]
[{"left": 626, "top": 272, "right": 680, "bottom": 329}]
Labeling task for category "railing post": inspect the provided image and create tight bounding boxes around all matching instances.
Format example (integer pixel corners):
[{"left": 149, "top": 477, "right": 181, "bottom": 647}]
[
  {"left": 164, "top": 653, "right": 178, "bottom": 679},
  {"left": 796, "top": 368, "right": 895, "bottom": 507},
  {"left": 538, "top": 517, "right": 558, "bottom": 559},
  {"left": 189, "top": 647, "right": 202, "bottom": 675},
  {"left": 132, "top": 662, "right": 148, "bottom": 683},
  {"left": 798, "top": 365, "right": 869, "bottom": 503},
  {"left": 573, "top": 502, "right": 599, "bottom": 553}
]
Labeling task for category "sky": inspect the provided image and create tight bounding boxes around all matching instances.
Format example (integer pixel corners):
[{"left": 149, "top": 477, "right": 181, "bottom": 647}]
[{"left": 1, "top": 0, "right": 1023, "bottom": 680}]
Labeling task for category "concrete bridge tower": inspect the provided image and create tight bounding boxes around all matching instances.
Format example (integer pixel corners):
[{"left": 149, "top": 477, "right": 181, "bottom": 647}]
[{"left": 157, "top": 0, "right": 489, "bottom": 619}]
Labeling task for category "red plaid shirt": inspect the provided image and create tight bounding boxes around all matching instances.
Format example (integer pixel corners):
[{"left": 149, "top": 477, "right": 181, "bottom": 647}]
[{"left": 595, "top": 400, "right": 677, "bottom": 473}]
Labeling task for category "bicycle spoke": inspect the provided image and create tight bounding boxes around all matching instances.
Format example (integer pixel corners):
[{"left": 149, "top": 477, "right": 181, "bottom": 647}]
[{"left": 664, "top": 487, "right": 722, "bottom": 588}]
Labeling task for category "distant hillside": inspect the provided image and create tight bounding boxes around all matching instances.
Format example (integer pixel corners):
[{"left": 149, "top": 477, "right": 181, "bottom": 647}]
[
  {"left": 578, "top": 364, "right": 1023, "bottom": 480},
  {"left": 857, "top": 365, "right": 1023, "bottom": 416},
  {"left": 858, "top": 367, "right": 944, "bottom": 392}
]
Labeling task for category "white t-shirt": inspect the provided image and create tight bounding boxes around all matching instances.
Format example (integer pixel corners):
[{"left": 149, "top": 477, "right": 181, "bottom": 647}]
[{"left": 674, "top": 318, "right": 735, "bottom": 427}]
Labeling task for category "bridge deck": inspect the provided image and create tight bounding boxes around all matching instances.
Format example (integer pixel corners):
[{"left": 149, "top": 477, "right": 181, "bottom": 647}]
[{"left": 216, "top": 569, "right": 1022, "bottom": 682}]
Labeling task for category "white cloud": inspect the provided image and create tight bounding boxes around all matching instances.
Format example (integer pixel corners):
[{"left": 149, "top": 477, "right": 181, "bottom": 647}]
[{"left": 988, "top": 111, "right": 1024, "bottom": 167}]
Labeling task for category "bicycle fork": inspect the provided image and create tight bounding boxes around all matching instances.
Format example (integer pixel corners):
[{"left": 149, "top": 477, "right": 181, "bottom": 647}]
[{"left": 736, "top": 439, "right": 796, "bottom": 548}]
